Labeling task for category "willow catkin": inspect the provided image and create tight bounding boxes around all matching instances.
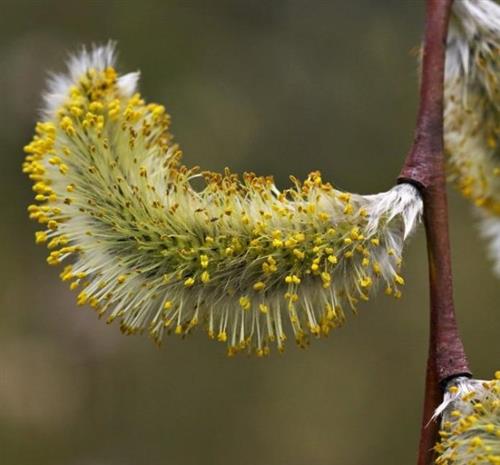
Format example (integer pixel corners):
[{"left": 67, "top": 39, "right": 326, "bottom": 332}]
[
  {"left": 23, "top": 44, "right": 422, "bottom": 355},
  {"left": 445, "top": 0, "right": 500, "bottom": 274},
  {"left": 434, "top": 372, "right": 500, "bottom": 465}
]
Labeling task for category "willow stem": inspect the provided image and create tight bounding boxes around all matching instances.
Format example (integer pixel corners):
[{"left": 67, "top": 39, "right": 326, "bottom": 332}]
[{"left": 398, "top": 0, "right": 471, "bottom": 464}]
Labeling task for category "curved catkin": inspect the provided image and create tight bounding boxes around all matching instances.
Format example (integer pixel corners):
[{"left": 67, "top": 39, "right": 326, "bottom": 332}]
[
  {"left": 434, "top": 372, "right": 500, "bottom": 465},
  {"left": 23, "top": 44, "right": 422, "bottom": 355},
  {"left": 444, "top": 0, "right": 500, "bottom": 274}
]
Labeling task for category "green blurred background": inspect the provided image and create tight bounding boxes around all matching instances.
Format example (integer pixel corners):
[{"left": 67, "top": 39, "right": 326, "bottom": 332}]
[{"left": 0, "top": 1, "right": 498, "bottom": 464}]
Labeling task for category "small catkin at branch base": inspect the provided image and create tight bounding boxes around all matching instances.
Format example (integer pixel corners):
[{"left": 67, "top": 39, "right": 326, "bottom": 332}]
[
  {"left": 434, "top": 372, "right": 500, "bottom": 465},
  {"left": 444, "top": 0, "right": 500, "bottom": 274},
  {"left": 23, "top": 43, "right": 422, "bottom": 355}
]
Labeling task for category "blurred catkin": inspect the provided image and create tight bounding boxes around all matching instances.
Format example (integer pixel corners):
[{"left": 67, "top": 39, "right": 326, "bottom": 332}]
[{"left": 444, "top": 0, "right": 500, "bottom": 275}]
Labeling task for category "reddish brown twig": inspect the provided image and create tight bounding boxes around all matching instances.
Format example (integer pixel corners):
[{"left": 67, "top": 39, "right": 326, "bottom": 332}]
[{"left": 398, "top": 0, "right": 471, "bottom": 464}]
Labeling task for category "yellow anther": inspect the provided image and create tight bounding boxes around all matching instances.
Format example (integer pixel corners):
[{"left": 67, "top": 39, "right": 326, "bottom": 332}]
[
  {"left": 359, "top": 276, "right": 372, "bottom": 288},
  {"left": 320, "top": 272, "right": 331, "bottom": 288},
  {"left": 272, "top": 239, "right": 283, "bottom": 248},
  {"left": 201, "top": 271, "right": 210, "bottom": 283},
  {"left": 59, "top": 267, "right": 73, "bottom": 282},
  {"left": 250, "top": 238, "right": 260, "bottom": 248},
  {"left": 239, "top": 296, "right": 251, "bottom": 310},
  {"left": 32, "top": 182, "right": 48, "bottom": 194},
  {"left": 35, "top": 231, "right": 48, "bottom": 244},
  {"left": 77, "top": 291, "right": 88, "bottom": 305},
  {"left": 343, "top": 203, "right": 353, "bottom": 214},
  {"left": 48, "top": 156, "right": 62, "bottom": 166},
  {"left": 325, "top": 304, "right": 336, "bottom": 321},
  {"left": 184, "top": 277, "right": 195, "bottom": 287},
  {"left": 485, "top": 424, "right": 495, "bottom": 434},
  {"left": 108, "top": 107, "right": 120, "bottom": 119},
  {"left": 293, "top": 249, "right": 305, "bottom": 260},
  {"left": 117, "top": 275, "right": 126, "bottom": 284},
  {"left": 200, "top": 254, "right": 209, "bottom": 268},
  {"left": 259, "top": 304, "right": 269, "bottom": 314},
  {"left": 294, "top": 232, "right": 305, "bottom": 242},
  {"left": 327, "top": 255, "right": 338, "bottom": 264},
  {"left": 285, "top": 275, "right": 301, "bottom": 285},
  {"left": 70, "top": 106, "right": 83, "bottom": 117},
  {"left": 60, "top": 116, "right": 75, "bottom": 135},
  {"left": 394, "top": 273, "right": 405, "bottom": 285},
  {"left": 89, "top": 101, "right": 104, "bottom": 113},
  {"left": 253, "top": 281, "right": 266, "bottom": 291},
  {"left": 470, "top": 436, "right": 484, "bottom": 448}
]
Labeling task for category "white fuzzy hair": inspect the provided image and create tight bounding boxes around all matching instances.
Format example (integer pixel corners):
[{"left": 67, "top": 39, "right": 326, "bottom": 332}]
[
  {"left": 42, "top": 42, "right": 139, "bottom": 119},
  {"left": 365, "top": 183, "right": 422, "bottom": 240},
  {"left": 433, "top": 376, "right": 479, "bottom": 419}
]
